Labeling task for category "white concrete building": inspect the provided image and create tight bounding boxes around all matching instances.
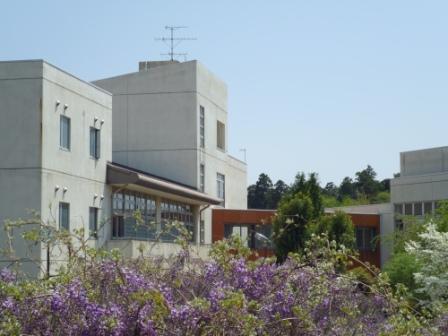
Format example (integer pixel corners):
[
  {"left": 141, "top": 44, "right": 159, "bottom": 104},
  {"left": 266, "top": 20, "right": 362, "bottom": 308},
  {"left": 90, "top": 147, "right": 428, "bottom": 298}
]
[
  {"left": 0, "top": 60, "right": 112, "bottom": 277},
  {"left": 0, "top": 60, "right": 238, "bottom": 277},
  {"left": 391, "top": 146, "right": 448, "bottom": 219},
  {"left": 93, "top": 60, "right": 247, "bottom": 245}
]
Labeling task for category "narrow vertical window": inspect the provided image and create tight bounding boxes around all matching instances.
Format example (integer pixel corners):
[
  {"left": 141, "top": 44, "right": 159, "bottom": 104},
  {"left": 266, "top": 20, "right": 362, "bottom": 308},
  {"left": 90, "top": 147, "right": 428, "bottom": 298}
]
[
  {"left": 59, "top": 202, "right": 70, "bottom": 231},
  {"left": 217, "top": 173, "right": 225, "bottom": 207},
  {"left": 90, "top": 127, "right": 101, "bottom": 159},
  {"left": 60, "top": 116, "right": 71, "bottom": 150},
  {"left": 89, "top": 207, "right": 98, "bottom": 238},
  {"left": 200, "top": 164, "right": 205, "bottom": 192},
  {"left": 200, "top": 106, "right": 205, "bottom": 148},
  {"left": 200, "top": 220, "right": 205, "bottom": 244},
  {"left": 217, "top": 121, "right": 225, "bottom": 150}
]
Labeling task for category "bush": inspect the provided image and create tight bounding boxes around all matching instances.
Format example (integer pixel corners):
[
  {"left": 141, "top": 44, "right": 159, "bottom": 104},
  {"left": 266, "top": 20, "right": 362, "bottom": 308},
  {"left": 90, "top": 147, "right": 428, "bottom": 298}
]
[
  {"left": 0, "top": 233, "right": 444, "bottom": 335},
  {"left": 383, "top": 252, "right": 422, "bottom": 293}
]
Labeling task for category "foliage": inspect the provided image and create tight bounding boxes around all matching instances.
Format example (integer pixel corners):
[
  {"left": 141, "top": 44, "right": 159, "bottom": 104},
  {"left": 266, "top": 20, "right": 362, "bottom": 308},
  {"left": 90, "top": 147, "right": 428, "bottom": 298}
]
[
  {"left": 0, "top": 229, "right": 445, "bottom": 335},
  {"left": 383, "top": 252, "right": 422, "bottom": 293},
  {"left": 248, "top": 166, "right": 390, "bottom": 211},
  {"left": 247, "top": 173, "right": 289, "bottom": 209},
  {"left": 309, "top": 211, "right": 355, "bottom": 249},
  {"left": 406, "top": 222, "right": 448, "bottom": 309},
  {"left": 272, "top": 193, "right": 316, "bottom": 262}
]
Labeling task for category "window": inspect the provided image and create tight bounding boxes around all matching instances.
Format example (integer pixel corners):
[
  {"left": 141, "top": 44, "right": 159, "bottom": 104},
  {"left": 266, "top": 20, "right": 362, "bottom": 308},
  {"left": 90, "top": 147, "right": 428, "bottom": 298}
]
[
  {"left": 200, "top": 220, "right": 205, "bottom": 244},
  {"left": 161, "top": 199, "right": 194, "bottom": 242},
  {"left": 424, "top": 202, "right": 433, "bottom": 215},
  {"left": 404, "top": 203, "right": 413, "bottom": 215},
  {"left": 112, "top": 216, "right": 124, "bottom": 238},
  {"left": 200, "top": 164, "right": 205, "bottom": 192},
  {"left": 414, "top": 202, "right": 423, "bottom": 216},
  {"left": 89, "top": 207, "right": 98, "bottom": 238},
  {"left": 200, "top": 106, "right": 205, "bottom": 148},
  {"left": 356, "top": 227, "right": 377, "bottom": 251},
  {"left": 90, "top": 127, "right": 101, "bottom": 159},
  {"left": 217, "top": 121, "right": 225, "bottom": 150},
  {"left": 224, "top": 224, "right": 273, "bottom": 249},
  {"left": 60, "top": 115, "right": 71, "bottom": 150},
  {"left": 217, "top": 173, "right": 225, "bottom": 206},
  {"left": 59, "top": 202, "right": 70, "bottom": 231},
  {"left": 394, "top": 204, "right": 403, "bottom": 215}
]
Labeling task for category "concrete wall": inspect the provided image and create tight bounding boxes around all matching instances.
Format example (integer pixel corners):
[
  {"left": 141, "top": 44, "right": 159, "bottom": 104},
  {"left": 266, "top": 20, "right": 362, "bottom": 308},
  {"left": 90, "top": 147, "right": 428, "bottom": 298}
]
[
  {"left": 94, "top": 60, "right": 248, "bottom": 244},
  {"left": 392, "top": 147, "right": 448, "bottom": 206},
  {"left": 39, "top": 62, "right": 113, "bottom": 275},
  {"left": 106, "top": 239, "right": 211, "bottom": 260},
  {"left": 93, "top": 61, "right": 198, "bottom": 187},
  {"left": 0, "top": 60, "right": 112, "bottom": 277},
  {"left": 400, "top": 146, "right": 448, "bottom": 177},
  {"left": 0, "top": 61, "right": 44, "bottom": 277}
]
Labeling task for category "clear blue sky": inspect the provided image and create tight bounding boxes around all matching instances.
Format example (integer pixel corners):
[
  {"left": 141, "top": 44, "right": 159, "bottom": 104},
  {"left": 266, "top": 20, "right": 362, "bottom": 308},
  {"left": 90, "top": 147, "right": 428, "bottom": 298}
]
[{"left": 2, "top": 1, "right": 448, "bottom": 186}]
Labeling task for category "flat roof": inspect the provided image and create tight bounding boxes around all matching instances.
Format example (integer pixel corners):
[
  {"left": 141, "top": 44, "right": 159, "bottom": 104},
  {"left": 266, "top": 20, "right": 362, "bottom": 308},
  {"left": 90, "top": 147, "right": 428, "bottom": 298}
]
[{"left": 0, "top": 59, "right": 112, "bottom": 96}]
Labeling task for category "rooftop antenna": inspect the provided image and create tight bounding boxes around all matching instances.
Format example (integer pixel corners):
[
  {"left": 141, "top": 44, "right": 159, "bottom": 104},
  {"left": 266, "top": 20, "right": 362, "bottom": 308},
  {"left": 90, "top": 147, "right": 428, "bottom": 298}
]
[{"left": 155, "top": 26, "right": 196, "bottom": 61}]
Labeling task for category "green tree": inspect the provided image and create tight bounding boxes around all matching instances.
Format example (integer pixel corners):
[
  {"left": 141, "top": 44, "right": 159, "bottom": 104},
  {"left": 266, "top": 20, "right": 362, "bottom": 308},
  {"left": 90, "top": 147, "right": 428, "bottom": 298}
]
[
  {"left": 268, "top": 180, "right": 289, "bottom": 209},
  {"left": 272, "top": 192, "right": 316, "bottom": 262},
  {"left": 354, "top": 165, "right": 380, "bottom": 199},
  {"left": 310, "top": 211, "right": 355, "bottom": 249},
  {"left": 339, "top": 177, "right": 356, "bottom": 200},
  {"left": 290, "top": 172, "right": 323, "bottom": 218},
  {"left": 247, "top": 173, "right": 273, "bottom": 209}
]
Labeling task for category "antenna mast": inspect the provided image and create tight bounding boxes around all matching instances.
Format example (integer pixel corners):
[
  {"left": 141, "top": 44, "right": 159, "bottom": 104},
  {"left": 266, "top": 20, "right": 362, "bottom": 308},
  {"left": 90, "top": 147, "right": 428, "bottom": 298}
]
[{"left": 155, "top": 26, "right": 196, "bottom": 61}]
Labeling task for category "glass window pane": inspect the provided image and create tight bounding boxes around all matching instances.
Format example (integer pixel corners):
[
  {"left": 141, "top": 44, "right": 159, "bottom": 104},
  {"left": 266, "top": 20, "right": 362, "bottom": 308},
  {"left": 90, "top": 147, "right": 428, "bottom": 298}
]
[
  {"left": 60, "top": 116, "right": 70, "bottom": 150},
  {"left": 59, "top": 203, "right": 69, "bottom": 231},
  {"left": 424, "top": 202, "right": 433, "bottom": 215},
  {"left": 414, "top": 202, "right": 423, "bottom": 216},
  {"left": 404, "top": 203, "right": 413, "bottom": 215}
]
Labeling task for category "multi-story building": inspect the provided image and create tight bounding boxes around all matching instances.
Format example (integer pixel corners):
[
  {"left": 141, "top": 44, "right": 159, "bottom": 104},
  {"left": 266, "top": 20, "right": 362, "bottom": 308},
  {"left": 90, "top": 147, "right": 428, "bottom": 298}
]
[
  {"left": 391, "top": 146, "right": 448, "bottom": 219},
  {"left": 0, "top": 60, "right": 112, "bottom": 277},
  {"left": 93, "top": 60, "right": 248, "bottom": 245},
  {"left": 0, "top": 59, "right": 242, "bottom": 277}
]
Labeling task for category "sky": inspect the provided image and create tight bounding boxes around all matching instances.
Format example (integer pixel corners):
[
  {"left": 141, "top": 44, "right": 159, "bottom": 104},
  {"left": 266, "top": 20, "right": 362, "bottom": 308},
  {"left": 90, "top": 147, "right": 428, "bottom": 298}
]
[{"left": 2, "top": 1, "right": 448, "bottom": 186}]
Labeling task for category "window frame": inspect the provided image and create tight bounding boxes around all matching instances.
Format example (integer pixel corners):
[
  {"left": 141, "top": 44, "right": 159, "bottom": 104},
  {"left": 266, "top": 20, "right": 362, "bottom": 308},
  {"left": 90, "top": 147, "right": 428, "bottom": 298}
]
[
  {"left": 59, "top": 115, "right": 71, "bottom": 150},
  {"left": 199, "top": 106, "right": 205, "bottom": 148},
  {"left": 216, "top": 121, "right": 225, "bottom": 151},
  {"left": 356, "top": 226, "right": 377, "bottom": 251},
  {"left": 89, "top": 127, "right": 101, "bottom": 159},
  {"left": 89, "top": 207, "right": 99, "bottom": 239},
  {"left": 200, "top": 164, "right": 205, "bottom": 192},
  {"left": 216, "top": 173, "right": 225, "bottom": 207},
  {"left": 59, "top": 202, "right": 70, "bottom": 231}
]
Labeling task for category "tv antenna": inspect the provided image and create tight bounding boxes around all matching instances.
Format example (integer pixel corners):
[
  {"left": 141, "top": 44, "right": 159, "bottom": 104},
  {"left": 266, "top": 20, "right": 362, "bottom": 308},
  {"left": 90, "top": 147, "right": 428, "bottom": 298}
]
[{"left": 155, "top": 26, "right": 196, "bottom": 61}]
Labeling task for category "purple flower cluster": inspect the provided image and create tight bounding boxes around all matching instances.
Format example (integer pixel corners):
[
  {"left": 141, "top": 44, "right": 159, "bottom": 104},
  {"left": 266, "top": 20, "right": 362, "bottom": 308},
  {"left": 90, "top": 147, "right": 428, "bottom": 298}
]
[{"left": 0, "top": 249, "right": 445, "bottom": 335}]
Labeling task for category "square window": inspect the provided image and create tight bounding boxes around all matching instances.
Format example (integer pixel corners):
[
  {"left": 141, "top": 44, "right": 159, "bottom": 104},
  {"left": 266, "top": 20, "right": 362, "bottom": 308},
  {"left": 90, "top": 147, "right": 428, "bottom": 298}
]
[
  {"left": 60, "top": 116, "right": 71, "bottom": 150},
  {"left": 90, "top": 127, "right": 101, "bottom": 159},
  {"left": 394, "top": 204, "right": 403, "bottom": 215},
  {"left": 59, "top": 202, "right": 70, "bottom": 231},
  {"left": 89, "top": 207, "right": 98, "bottom": 238}
]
